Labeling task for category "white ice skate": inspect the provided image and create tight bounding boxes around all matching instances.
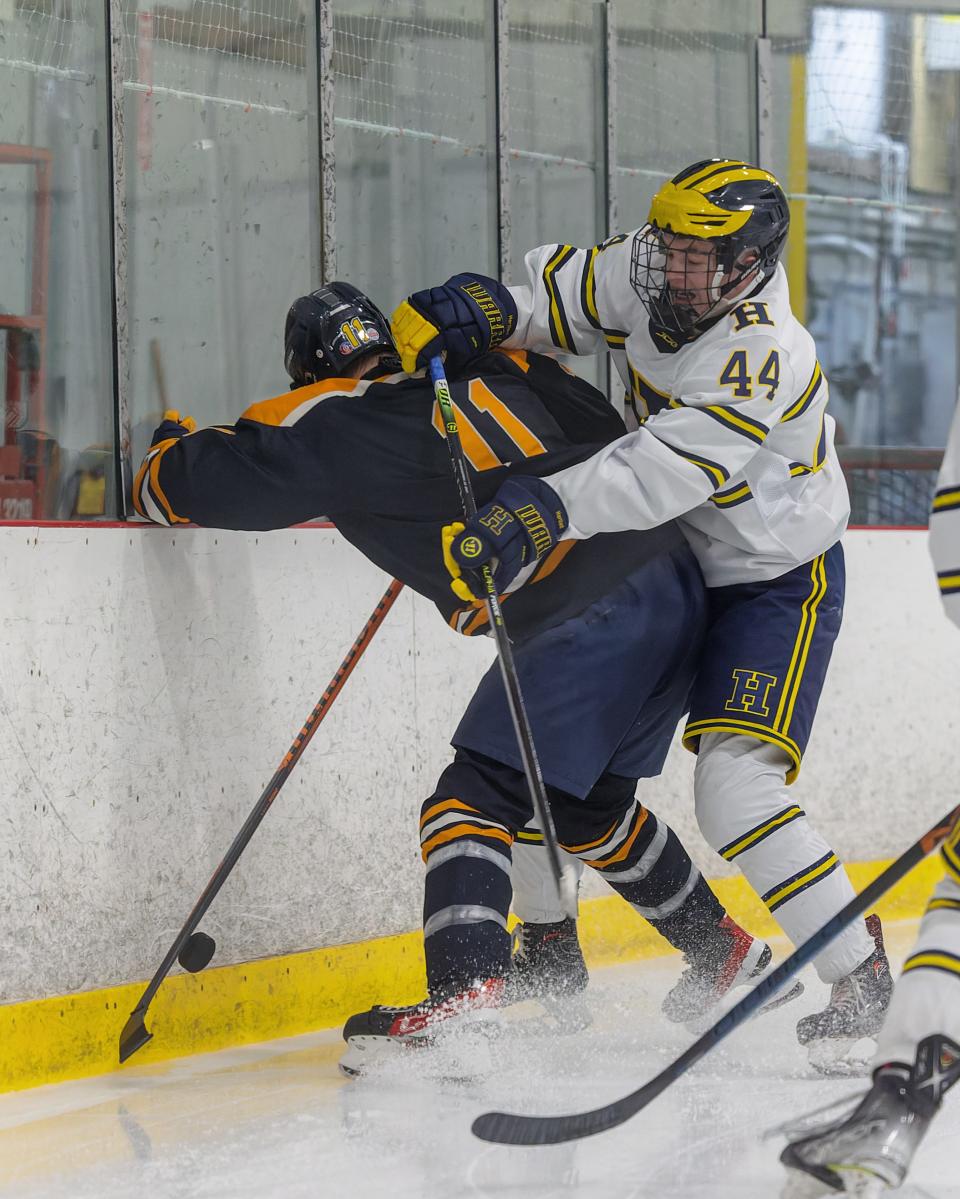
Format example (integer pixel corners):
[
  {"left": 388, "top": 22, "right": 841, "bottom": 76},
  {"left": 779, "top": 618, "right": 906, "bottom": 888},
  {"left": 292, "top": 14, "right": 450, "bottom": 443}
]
[{"left": 778, "top": 1034, "right": 960, "bottom": 1197}]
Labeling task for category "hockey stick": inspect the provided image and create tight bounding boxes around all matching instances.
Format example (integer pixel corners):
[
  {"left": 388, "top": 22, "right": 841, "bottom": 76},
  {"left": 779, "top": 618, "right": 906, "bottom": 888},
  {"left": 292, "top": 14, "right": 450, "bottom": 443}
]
[
  {"left": 472, "top": 802, "right": 960, "bottom": 1145},
  {"left": 118, "top": 576, "right": 404, "bottom": 1063},
  {"left": 429, "top": 356, "right": 576, "bottom": 918},
  {"left": 149, "top": 338, "right": 168, "bottom": 410}
]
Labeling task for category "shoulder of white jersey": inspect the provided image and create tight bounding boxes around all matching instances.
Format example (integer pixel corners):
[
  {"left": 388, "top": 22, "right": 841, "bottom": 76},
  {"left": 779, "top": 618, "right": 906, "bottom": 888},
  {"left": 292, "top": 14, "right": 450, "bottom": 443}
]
[
  {"left": 675, "top": 323, "right": 800, "bottom": 411},
  {"left": 570, "top": 231, "right": 646, "bottom": 344}
]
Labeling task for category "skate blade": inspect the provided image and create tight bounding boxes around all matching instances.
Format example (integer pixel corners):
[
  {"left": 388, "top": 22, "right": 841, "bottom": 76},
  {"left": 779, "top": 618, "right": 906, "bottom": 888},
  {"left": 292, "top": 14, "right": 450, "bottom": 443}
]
[
  {"left": 781, "top": 1165, "right": 839, "bottom": 1198},
  {"left": 808, "top": 1036, "right": 875, "bottom": 1078},
  {"left": 683, "top": 977, "right": 805, "bottom": 1035},
  {"left": 338, "top": 1033, "right": 428, "bottom": 1078},
  {"left": 763, "top": 1090, "right": 866, "bottom": 1142},
  {"left": 340, "top": 1010, "right": 502, "bottom": 1081},
  {"left": 781, "top": 1166, "right": 888, "bottom": 1198},
  {"left": 759, "top": 979, "right": 805, "bottom": 1015}
]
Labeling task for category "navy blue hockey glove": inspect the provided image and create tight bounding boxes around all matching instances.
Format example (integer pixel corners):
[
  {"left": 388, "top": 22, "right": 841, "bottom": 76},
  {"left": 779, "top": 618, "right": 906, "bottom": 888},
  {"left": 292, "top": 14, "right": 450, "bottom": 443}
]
[
  {"left": 151, "top": 409, "right": 196, "bottom": 446},
  {"left": 442, "top": 476, "right": 568, "bottom": 602},
  {"left": 392, "top": 273, "right": 518, "bottom": 374}
]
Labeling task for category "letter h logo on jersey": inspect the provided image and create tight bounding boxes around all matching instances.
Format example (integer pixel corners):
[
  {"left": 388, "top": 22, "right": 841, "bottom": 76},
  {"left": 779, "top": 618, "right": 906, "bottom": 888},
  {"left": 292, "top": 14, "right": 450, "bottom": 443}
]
[
  {"left": 724, "top": 668, "right": 779, "bottom": 718},
  {"left": 730, "top": 302, "right": 773, "bottom": 331}
]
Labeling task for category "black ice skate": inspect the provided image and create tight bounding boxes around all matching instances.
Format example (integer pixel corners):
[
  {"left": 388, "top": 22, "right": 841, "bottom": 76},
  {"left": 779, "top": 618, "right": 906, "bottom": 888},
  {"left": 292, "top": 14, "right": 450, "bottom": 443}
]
[
  {"left": 339, "top": 976, "right": 505, "bottom": 1077},
  {"left": 796, "top": 915, "right": 893, "bottom": 1076},
  {"left": 505, "top": 917, "right": 591, "bottom": 1031},
  {"left": 506, "top": 917, "right": 589, "bottom": 1003},
  {"left": 662, "top": 914, "right": 802, "bottom": 1026},
  {"left": 779, "top": 1034, "right": 960, "bottom": 1197}
]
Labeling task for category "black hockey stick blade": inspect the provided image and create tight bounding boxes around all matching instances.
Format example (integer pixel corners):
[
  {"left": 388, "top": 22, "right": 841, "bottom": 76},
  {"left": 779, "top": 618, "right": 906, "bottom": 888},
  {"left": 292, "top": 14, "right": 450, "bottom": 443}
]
[
  {"left": 119, "top": 1007, "right": 153, "bottom": 1063},
  {"left": 472, "top": 803, "right": 960, "bottom": 1146}
]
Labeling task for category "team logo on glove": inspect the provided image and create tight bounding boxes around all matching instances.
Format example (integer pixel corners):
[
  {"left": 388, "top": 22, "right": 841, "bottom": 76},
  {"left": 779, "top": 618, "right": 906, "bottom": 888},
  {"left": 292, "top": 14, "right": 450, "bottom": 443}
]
[
  {"left": 459, "top": 535, "right": 484, "bottom": 559},
  {"left": 478, "top": 504, "right": 514, "bottom": 536},
  {"left": 460, "top": 281, "right": 514, "bottom": 346}
]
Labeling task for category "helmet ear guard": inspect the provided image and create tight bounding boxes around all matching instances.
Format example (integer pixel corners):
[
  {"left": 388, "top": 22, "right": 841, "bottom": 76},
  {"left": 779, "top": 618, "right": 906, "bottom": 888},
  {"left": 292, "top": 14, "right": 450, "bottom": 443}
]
[{"left": 284, "top": 282, "right": 398, "bottom": 387}]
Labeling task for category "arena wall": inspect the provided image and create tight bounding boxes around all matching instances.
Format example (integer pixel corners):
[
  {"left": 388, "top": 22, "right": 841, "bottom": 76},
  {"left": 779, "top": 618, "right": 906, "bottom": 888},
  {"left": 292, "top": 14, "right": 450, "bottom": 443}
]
[{"left": 1, "top": 524, "right": 956, "bottom": 1085}]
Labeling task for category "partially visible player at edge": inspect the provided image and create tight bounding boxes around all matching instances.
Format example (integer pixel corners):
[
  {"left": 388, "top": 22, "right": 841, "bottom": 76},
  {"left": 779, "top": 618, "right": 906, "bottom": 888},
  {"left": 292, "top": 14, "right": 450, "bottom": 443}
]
[
  {"left": 392, "top": 158, "right": 892, "bottom": 1072},
  {"left": 778, "top": 399, "right": 960, "bottom": 1197},
  {"left": 132, "top": 282, "right": 777, "bottom": 1069}
]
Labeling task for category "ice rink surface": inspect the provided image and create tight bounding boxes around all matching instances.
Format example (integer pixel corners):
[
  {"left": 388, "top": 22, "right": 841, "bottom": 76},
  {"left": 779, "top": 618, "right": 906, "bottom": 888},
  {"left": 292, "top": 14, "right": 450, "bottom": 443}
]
[{"left": 2, "top": 924, "right": 957, "bottom": 1199}]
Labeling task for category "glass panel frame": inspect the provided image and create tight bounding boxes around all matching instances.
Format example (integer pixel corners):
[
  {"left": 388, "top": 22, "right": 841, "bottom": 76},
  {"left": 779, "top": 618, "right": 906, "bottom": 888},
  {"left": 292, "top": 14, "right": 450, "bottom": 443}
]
[{"left": 7, "top": 0, "right": 957, "bottom": 527}]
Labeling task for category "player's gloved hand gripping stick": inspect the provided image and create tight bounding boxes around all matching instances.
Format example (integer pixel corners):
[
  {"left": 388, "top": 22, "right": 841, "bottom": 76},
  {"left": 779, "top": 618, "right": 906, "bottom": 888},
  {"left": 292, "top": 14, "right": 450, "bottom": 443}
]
[
  {"left": 118, "top": 578, "right": 404, "bottom": 1064},
  {"left": 471, "top": 802, "right": 960, "bottom": 1146},
  {"left": 443, "top": 474, "right": 568, "bottom": 600},
  {"left": 430, "top": 355, "right": 577, "bottom": 920}
]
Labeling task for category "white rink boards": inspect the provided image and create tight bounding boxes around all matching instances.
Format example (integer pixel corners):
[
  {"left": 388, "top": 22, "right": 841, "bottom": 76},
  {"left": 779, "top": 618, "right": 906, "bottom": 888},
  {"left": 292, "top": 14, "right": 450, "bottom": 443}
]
[{"left": 2, "top": 524, "right": 959, "bottom": 1006}]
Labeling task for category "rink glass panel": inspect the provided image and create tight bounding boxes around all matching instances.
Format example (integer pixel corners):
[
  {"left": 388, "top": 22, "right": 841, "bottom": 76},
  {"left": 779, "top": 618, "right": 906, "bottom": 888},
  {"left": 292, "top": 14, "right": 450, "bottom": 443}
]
[
  {"left": 767, "top": 1, "right": 958, "bottom": 468},
  {"left": 118, "top": 0, "right": 322, "bottom": 470},
  {"left": 614, "top": 3, "right": 760, "bottom": 237},
  {"left": 505, "top": 1, "right": 606, "bottom": 392},
  {"left": 3, "top": 0, "right": 959, "bottom": 524},
  {"left": 333, "top": 0, "right": 498, "bottom": 313},
  {"left": 0, "top": 0, "right": 116, "bottom": 519}
]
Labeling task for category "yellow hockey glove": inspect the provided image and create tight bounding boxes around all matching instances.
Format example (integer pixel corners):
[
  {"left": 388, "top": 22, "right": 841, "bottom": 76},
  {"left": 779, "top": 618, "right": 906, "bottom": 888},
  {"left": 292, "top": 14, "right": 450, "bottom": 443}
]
[
  {"left": 392, "top": 301, "right": 440, "bottom": 375},
  {"left": 442, "top": 520, "right": 484, "bottom": 603}
]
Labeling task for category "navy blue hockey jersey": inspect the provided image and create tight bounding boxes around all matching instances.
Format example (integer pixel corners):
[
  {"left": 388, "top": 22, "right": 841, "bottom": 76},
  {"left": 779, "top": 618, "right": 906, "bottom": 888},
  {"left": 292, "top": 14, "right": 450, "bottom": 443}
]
[{"left": 133, "top": 349, "right": 686, "bottom": 638}]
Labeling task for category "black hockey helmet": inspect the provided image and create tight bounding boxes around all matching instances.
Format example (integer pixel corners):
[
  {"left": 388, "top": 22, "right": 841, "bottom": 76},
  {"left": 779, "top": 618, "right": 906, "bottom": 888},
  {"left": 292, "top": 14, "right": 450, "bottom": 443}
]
[
  {"left": 284, "top": 282, "right": 397, "bottom": 386},
  {"left": 631, "top": 159, "right": 791, "bottom": 335}
]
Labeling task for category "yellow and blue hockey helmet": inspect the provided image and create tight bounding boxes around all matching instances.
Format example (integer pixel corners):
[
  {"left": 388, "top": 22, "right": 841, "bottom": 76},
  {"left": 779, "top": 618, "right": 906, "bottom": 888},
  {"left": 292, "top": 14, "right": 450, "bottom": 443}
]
[{"left": 631, "top": 159, "right": 790, "bottom": 335}]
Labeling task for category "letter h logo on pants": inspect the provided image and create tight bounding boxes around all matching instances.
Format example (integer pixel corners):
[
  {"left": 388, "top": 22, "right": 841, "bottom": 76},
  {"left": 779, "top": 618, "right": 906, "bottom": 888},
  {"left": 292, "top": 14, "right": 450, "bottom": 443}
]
[{"left": 724, "top": 668, "right": 779, "bottom": 718}]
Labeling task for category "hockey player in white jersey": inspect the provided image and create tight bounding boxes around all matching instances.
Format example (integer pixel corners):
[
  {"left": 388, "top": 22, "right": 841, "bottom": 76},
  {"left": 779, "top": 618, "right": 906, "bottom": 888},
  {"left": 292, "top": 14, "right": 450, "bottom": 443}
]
[
  {"left": 392, "top": 159, "right": 891, "bottom": 1070},
  {"left": 779, "top": 401, "right": 960, "bottom": 1195}
]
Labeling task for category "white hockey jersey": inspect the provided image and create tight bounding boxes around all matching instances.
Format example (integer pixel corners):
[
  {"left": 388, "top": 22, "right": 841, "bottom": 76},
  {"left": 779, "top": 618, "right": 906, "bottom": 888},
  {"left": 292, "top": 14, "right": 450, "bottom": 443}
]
[
  {"left": 931, "top": 398, "right": 960, "bottom": 628},
  {"left": 504, "top": 235, "right": 850, "bottom": 587}
]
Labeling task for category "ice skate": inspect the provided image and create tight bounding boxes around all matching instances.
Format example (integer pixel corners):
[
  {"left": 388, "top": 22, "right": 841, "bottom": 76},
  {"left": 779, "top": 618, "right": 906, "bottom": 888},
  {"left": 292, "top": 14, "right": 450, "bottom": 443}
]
[
  {"left": 779, "top": 1034, "right": 960, "bottom": 1196},
  {"left": 796, "top": 915, "right": 892, "bottom": 1076},
  {"left": 507, "top": 917, "right": 588, "bottom": 1002},
  {"left": 339, "top": 976, "right": 505, "bottom": 1077},
  {"left": 506, "top": 917, "right": 592, "bottom": 1031},
  {"left": 662, "top": 914, "right": 802, "bottom": 1026}
]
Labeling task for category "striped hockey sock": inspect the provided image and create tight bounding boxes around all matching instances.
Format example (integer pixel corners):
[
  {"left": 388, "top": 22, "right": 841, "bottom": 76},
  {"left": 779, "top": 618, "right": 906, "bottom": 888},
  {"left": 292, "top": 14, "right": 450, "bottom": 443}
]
[
  {"left": 575, "top": 803, "right": 726, "bottom": 952},
  {"left": 419, "top": 795, "right": 514, "bottom": 997}
]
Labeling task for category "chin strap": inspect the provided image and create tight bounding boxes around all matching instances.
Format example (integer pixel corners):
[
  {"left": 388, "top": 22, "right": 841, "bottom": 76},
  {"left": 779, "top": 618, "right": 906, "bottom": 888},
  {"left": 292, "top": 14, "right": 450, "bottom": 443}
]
[
  {"left": 689, "top": 265, "right": 766, "bottom": 333},
  {"left": 717, "top": 262, "right": 764, "bottom": 302}
]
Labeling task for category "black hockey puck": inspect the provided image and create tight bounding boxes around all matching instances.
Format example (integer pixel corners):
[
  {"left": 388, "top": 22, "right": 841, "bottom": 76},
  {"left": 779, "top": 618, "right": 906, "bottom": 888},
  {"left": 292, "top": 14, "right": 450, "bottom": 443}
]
[{"left": 178, "top": 930, "right": 216, "bottom": 973}]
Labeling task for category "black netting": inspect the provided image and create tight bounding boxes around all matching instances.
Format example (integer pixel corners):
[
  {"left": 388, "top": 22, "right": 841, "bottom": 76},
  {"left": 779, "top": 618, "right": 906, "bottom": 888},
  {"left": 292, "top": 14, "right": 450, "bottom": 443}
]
[{"left": 838, "top": 447, "right": 943, "bottom": 528}]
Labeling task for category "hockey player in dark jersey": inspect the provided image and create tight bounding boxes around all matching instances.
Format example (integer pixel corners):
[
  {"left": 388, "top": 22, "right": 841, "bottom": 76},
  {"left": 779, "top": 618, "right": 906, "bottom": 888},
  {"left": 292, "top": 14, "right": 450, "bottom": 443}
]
[{"left": 133, "top": 282, "right": 779, "bottom": 1068}]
